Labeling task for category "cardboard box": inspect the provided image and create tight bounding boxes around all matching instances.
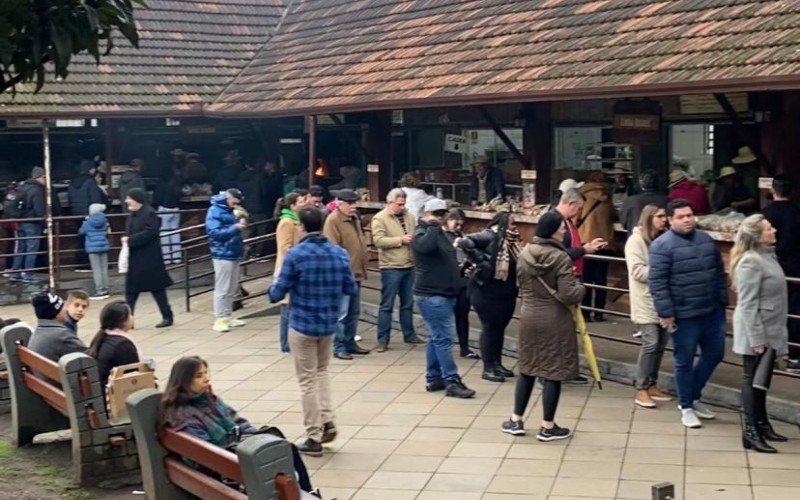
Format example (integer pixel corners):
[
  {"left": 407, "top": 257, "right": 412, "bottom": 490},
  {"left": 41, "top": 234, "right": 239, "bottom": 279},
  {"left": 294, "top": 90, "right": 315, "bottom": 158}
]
[{"left": 107, "top": 362, "right": 156, "bottom": 420}]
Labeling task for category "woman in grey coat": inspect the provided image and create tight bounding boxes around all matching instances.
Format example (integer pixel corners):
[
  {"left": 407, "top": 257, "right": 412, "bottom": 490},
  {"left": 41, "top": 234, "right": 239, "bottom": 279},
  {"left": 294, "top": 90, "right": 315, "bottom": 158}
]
[{"left": 731, "top": 214, "right": 789, "bottom": 453}]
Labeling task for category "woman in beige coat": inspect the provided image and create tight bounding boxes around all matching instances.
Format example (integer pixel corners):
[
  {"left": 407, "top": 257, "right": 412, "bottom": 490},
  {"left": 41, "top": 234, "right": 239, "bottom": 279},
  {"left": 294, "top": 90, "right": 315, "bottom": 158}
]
[
  {"left": 501, "top": 212, "right": 584, "bottom": 442},
  {"left": 274, "top": 192, "right": 305, "bottom": 353},
  {"left": 625, "top": 204, "right": 673, "bottom": 408}
]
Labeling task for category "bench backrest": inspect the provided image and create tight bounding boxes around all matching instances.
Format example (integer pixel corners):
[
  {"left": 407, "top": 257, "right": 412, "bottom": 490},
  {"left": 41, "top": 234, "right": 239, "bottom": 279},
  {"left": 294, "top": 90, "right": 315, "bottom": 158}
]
[{"left": 127, "top": 389, "right": 300, "bottom": 500}]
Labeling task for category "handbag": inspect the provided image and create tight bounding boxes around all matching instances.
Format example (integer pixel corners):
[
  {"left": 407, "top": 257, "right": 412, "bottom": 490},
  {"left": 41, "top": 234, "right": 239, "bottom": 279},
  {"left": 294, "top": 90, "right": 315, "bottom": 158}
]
[
  {"left": 118, "top": 242, "right": 129, "bottom": 274},
  {"left": 752, "top": 347, "right": 776, "bottom": 391}
]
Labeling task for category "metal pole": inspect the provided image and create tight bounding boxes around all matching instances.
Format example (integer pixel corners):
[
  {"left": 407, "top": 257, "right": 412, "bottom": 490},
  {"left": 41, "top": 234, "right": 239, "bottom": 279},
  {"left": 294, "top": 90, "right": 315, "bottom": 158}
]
[
  {"left": 42, "top": 120, "right": 55, "bottom": 291},
  {"left": 307, "top": 115, "right": 316, "bottom": 188}
]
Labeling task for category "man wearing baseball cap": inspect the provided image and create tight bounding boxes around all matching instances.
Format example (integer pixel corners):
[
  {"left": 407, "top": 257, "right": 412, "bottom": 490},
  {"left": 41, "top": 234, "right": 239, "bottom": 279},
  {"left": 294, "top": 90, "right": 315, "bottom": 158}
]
[
  {"left": 206, "top": 188, "right": 248, "bottom": 332},
  {"left": 28, "top": 291, "right": 87, "bottom": 363},
  {"left": 412, "top": 198, "right": 476, "bottom": 399}
]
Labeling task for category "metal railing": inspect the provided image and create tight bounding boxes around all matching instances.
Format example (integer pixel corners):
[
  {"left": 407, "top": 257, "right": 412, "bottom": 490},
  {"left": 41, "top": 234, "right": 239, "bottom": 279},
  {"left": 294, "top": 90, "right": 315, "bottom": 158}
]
[
  {"left": 0, "top": 209, "right": 207, "bottom": 288},
  {"left": 360, "top": 227, "right": 800, "bottom": 382}
]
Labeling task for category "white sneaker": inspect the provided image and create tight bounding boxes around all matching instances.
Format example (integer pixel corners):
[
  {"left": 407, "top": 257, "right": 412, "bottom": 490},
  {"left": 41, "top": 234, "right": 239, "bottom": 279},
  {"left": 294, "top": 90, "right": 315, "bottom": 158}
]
[
  {"left": 228, "top": 318, "right": 246, "bottom": 328},
  {"left": 213, "top": 318, "right": 230, "bottom": 332},
  {"left": 692, "top": 400, "right": 717, "bottom": 420},
  {"left": 681, "top": 409, "right": 703, "bottom": 428},
  {"left": 355, "top": 334, "right": 362, "bottom": 342}
]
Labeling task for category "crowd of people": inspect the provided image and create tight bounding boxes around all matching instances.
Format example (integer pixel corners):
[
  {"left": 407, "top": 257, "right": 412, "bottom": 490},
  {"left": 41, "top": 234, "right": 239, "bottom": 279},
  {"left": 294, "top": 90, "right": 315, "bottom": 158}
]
[{"left": 0, "top": 163, "right": 797, "bottom": 496}]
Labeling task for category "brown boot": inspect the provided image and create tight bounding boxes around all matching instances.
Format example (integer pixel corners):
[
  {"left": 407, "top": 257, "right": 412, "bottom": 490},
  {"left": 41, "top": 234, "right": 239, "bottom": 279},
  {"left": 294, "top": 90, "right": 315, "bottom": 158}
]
[
  {"left": 635, "top": 390, "right": 656, "bottom": 408},
  {"left": 648, "top": 386, "right": 674, "bottom": 402}
]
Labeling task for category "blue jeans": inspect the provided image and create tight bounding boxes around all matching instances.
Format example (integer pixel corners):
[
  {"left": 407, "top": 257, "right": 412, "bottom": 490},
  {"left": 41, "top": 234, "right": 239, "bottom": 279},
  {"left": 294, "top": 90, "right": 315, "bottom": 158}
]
[
  {"left": 12, "top": 222, "right": 42, "bottom": 274},
  {"left": 672, "top": 309, "right": 726, "bottom": 409},
  {"left": 280, "top": 304, "right": 291, "bottom": 353},
  {"left": 416, "top": 295, "right": 459, "bottom": 383},
  {"left": 334, "top": 282, "right": 361, "bottom": 355},
  {"left": 377, "top": 268, "right": 416, "bottom": 344}
]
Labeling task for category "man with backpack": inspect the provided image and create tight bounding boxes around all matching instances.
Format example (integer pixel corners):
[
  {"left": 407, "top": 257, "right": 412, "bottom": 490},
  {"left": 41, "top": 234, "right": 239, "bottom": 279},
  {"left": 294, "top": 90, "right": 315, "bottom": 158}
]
[{"left": 7, "top": 166, "right": 47, "bottom": 283}]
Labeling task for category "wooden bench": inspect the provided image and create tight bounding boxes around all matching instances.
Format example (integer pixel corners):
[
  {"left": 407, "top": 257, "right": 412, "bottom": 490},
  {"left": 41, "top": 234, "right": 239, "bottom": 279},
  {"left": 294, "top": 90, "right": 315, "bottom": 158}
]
[
  {"left": 128, "top": 389, "right": 311, "bottom": 500},
  {"left": 0, "top": 323, "right": 140, "bottom": 485},
  {"left": 0, "top": 365, "right": 9, "bottom": 414}
]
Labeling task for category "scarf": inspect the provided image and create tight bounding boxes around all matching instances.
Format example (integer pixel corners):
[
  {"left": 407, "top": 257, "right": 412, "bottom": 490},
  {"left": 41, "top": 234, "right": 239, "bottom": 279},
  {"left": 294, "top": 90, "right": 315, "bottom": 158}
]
[
  {"left": 280, "top": 208, "right": 298, "bottom": 221},
  {"left": 166, "top": 390, "right": 237, "bottom": 448},
  {"left": 494, "top": 226, "right": 521, "bottom": 281}
]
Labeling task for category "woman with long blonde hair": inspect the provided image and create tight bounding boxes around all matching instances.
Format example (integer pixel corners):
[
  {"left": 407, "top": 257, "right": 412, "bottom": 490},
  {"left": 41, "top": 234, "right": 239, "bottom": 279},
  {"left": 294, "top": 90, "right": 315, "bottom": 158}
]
[
  {"left": 731, "top": 214, "right": 789, "bottom": 453},
  {"left": 625, "top": 204, "right": 673, "bottom": 409}
]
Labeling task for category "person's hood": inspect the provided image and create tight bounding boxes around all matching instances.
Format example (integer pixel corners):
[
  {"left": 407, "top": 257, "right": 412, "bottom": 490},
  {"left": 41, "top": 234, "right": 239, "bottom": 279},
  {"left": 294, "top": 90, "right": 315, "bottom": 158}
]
[
  {"left": 119, "top": 170, "right": 141, "bottom": 182},
  {"left": 631, "top": 226, "right": 643, "bottom": 238},
  {"left": 70, "top": 173, "right": 93, "bottom": 188},
  {"left": 36, "top": 318, "right": 68, "bottom": 331},
  {"left": 86, "top": 212, "right": 107, "bottom": 229},
  {"left": 210, "top": 193, "right": 233, "bottom": 210},
  {"left": 580, "top": 182, "right": 609, "bottom": 202},
  {"left": 518, "top": 238, "right": 566, "bottom": 276}
]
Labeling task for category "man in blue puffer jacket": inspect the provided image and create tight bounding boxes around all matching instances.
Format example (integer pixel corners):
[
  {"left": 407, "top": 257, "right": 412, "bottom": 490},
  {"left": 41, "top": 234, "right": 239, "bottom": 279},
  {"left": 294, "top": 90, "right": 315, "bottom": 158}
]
[
  {"left": 649, "top": 198, "right": 728, "bottom": 429},
  {"left": 206, "top": 188, "right": 247, "bottom": 332}
]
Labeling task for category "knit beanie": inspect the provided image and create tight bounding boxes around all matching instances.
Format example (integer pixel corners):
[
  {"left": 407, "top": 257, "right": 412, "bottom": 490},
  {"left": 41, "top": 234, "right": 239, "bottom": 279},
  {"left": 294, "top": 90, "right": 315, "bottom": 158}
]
[
  {"left": 536, "top": 212, "right": 564, "bottom": 239},
  {"left": 31, "top": 166, "right": 46, "bottom": 179},
  {"left": 31, "top": 292, "right": 64, "bottom": 320},
  {"left": 126, "top": 187, "right": 146, "bottom": 204},
  {"left": 89, "top": 203, "right": 106, "bottom": 215}
]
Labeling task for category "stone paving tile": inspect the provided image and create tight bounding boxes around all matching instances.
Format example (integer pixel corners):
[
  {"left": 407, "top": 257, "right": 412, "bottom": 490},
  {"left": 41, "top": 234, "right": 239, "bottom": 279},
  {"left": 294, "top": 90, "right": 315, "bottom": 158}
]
[{"left": 2, "top": 294, "right": 800, "bottom": 500}]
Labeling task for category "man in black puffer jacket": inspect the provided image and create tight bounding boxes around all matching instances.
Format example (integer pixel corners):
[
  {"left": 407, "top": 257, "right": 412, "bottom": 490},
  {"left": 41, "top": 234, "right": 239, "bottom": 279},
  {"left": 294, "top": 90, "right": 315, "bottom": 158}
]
[
  {"left": 67, "top": 159, "right": 103, "bottom": 216},
  {"left": 649, "top": 198, "right": 728, "bottom": 430}
]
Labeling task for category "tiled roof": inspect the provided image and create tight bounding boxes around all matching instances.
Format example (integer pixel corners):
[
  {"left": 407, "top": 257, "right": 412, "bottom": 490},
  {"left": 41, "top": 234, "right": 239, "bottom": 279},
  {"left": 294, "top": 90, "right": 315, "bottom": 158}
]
[
  {"left": 210, "top": 0, "right": 800, "bottom": 116},
  {"left": 0, "top": 0, "right": 286, "bottom": 117}
]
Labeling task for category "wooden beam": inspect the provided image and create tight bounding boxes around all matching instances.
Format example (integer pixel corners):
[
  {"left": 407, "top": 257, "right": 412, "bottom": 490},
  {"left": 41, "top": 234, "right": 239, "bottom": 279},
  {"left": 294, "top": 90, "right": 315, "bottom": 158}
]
[
  {"left": 478, "top": 106, "right": 530, "bottom": 168},
  {"left": 713, "top": 93, "right": 773, "bottom": 174}
]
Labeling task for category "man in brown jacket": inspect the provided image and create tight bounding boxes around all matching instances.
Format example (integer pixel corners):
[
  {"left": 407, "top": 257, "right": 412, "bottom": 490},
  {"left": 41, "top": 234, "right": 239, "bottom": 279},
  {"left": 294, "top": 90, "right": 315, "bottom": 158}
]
[
  {"left": 323, "top": 189, "right": 370, "bottom": 359},
  {"left": 577, "top": 171, "right": 616, "bottom": 322},
  {"left": 372, "top": 188, "right": 424, "bottom": 352}
]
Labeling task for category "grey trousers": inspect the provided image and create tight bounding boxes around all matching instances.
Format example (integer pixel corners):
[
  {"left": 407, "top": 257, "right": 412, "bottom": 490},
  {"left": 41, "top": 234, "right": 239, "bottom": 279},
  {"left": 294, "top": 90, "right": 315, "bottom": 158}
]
[
  {"left": 88, "top": 253, "right": 109, "bottom": 292},
  {"left": 635, "top": 323, "right": 669, "bottom": 390},
  {"left": 213, "top": 259, "right": 240, "bottom": 318}
]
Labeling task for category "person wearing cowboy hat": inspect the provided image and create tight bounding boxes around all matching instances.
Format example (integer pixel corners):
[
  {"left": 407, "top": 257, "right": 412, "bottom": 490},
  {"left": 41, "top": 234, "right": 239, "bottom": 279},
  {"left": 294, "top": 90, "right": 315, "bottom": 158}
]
[
  {"left": 667, "top": 168, "right": 711, "bottom": 215},
  {"left": 711, "top": 166, "right": 757, "bottom": 214},
  {"left": 469, "top": 155, "right": 506, "bottom": 205},
  {"left": 731, "top": 146, "right": 760, "bottom": 200}
]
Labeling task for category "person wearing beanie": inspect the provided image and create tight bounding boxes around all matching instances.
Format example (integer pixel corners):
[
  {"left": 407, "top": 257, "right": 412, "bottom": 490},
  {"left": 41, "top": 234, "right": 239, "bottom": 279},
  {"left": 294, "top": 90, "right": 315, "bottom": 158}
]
[
  {"left": 123, "top": 187, "right": 174, "bottom": 328},
  {"left": 79, "top": 203, "right": 111, "bottom": 299},
  {"left": 205, "top": 188, "right": 248, "bottom": 332},
  {"left": 68, "top": 159, "right": 104, "bottom": 272},
  {"left": 502, "top": 211, "right": 585, "bottom": 442},
  {"left": 28, "top": 292, "right": 87, "bottom": 363},
  {"left": 8, "top": 167, "right": 48, "bottom": 284}
]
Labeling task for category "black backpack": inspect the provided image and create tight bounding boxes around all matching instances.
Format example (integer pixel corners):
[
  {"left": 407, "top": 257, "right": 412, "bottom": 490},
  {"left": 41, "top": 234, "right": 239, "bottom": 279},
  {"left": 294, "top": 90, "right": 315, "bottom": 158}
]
[{"left": 2, "top": 182, "right": 29, "bottom": 219}]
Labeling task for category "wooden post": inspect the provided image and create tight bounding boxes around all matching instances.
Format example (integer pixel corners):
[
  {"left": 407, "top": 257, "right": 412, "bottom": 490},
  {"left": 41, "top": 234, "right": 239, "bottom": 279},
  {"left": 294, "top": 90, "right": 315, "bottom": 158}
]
[
  {"left": 306, "top": 115, "right": 316, "bottom": 188},
  {"left": 42, "top": 121, "right": 55, "bottom": 291},
  {"left": 522, "top": 103, "right": 553, "bottom": 205},
  {"left": 363, "top": 110, "right": 393, "bottom": 200}
]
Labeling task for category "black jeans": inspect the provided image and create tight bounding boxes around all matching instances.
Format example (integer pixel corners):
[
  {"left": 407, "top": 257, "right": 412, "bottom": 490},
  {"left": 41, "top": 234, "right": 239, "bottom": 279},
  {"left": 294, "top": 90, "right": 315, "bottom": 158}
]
[
  {"left": 470, "top": 287, "right": 515, "bottom": 371},
  {"left": 581, "top": 258, "right": 608, "bottom": 315},
  {"left": 514, "top": 374, "right": 562, "bottom": 422},
  {"left": 741, "top": 354, "right": 771, "bottom": 424},
  {"left": 126, "top": 289, "right": 173, "bottom": 320},
  {"left": 454, "top": 286, "right": 471, "bottom": 355}
]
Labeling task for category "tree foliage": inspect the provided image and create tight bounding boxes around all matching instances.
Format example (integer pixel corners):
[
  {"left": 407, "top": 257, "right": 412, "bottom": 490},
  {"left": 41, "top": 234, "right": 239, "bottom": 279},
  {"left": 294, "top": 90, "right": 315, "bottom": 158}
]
[{"left": 0, "top": 0, "right": 146, "bottom": 94}]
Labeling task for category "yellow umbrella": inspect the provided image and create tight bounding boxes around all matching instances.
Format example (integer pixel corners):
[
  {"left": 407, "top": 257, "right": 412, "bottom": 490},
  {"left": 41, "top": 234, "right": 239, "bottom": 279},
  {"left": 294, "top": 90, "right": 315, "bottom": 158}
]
[{"left": 572, "top": 306, "right": 602, "bottom": 389}]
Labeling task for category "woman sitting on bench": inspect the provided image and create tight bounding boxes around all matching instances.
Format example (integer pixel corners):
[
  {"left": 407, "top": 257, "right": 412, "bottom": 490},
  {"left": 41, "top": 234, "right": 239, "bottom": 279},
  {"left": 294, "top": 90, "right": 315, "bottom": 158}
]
[
  {"left": 158, "top": 356, "right": 314, "bottom": 494},
  {"left": 87, "top": 301, "right": 142, "bottom": 390}
]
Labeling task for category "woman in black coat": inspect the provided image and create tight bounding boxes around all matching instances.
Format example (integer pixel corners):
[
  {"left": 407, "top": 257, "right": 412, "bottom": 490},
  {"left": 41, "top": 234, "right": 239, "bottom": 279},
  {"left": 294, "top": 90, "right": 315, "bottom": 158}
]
[
  {"left": 123, "top": 188, "right": 174, "bottom": 328},
  {"left": 458, "top": 212, "right": 520, "bottom": 382}
]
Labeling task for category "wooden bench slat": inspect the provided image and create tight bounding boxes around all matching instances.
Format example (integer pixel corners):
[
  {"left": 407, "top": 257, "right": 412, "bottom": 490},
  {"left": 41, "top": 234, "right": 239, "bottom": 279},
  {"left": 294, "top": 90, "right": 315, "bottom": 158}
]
[
  {"left": 161, "top": 428, "right": 244, "bottom": 483},
  {"left": 17, "top": 346, "right": 61, "bottom": 383},
  {"left": 164, "top": 457, "right": 247, "bottom": 500},
  {"left": 276, "top": 474, "right": 302, "bottom": 500},
  {"left": 21, "top": 372, "right": 68, "bottom": 416}
]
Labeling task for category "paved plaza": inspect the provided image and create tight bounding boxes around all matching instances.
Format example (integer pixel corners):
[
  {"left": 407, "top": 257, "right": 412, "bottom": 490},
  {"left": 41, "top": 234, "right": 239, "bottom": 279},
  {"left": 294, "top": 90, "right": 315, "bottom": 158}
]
[{"left": 1, "top": 291, "right": 800, "bottom": 500}]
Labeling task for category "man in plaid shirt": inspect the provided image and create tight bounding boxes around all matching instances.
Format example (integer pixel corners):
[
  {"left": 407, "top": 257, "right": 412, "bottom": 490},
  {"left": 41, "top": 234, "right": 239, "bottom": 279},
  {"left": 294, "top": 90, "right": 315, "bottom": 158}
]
[{"left": 268, "top": 205, "right": 357, "bottom": 456}]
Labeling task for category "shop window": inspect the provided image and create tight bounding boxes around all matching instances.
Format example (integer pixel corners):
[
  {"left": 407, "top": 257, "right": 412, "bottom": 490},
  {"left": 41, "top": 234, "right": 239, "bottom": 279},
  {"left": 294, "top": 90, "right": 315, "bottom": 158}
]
[
  {"left": 670, "top": 124, "right": 714, "bottom": 180},
  {"left": 463, "top": 129, "right": 523, "bottom": 168}
]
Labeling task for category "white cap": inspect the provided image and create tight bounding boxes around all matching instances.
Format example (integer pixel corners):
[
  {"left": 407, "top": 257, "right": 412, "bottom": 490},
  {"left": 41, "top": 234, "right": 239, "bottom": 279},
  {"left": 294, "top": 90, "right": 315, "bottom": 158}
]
[
  {"left": 423, "top": 198, "right": 448, "bottom": 213},
  {"left": 89, "top": 203, "right": 106, "bottom": 214},
  {"left": 558, "top": 178, "right": 584, "bottom": 192}
]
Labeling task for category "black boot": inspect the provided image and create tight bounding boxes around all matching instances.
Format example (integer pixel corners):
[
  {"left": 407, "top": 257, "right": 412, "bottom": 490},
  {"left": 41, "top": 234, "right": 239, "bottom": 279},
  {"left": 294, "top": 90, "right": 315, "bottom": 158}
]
[
  {"left": 757, "top": 421, "right": 789, "bottom": 442},
  {"left": 496, "top": 365, "right": 514, "bottom": 378},
  {"left": 481, "top": 366, "right": 505, "bottom": 383},
  {"left": 743, "top": 421, "right": 777, "bottom": 453}
]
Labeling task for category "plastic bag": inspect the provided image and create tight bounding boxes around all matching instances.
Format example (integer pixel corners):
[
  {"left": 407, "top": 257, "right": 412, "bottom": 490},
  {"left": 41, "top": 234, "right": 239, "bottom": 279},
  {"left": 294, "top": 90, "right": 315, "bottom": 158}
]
[{"left": 118, "top": 243, "right": 129, "bottom": 274}]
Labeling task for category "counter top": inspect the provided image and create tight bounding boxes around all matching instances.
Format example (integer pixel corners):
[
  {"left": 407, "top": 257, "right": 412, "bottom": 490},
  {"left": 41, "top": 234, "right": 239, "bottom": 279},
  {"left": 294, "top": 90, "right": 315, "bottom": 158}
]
[{"left": 355, "top": 201, "right": 735, "bottom": 242}]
